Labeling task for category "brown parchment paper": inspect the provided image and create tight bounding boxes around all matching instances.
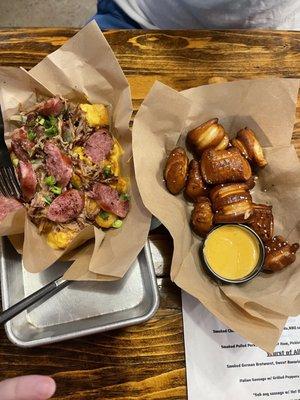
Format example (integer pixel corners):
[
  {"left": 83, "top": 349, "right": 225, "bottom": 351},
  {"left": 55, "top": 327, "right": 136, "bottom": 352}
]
[
  {"left": 0, "top": 21, "right": 151, "bottom": 280},
  {"left": 0, "top": 207, "right": 26, "bottom": 236},
  {"left": 132, "top": 78, "right": 300, "bottom": 352}
]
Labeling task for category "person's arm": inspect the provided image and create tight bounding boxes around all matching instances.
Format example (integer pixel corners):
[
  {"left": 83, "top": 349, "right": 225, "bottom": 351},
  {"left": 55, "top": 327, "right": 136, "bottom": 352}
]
[{"left": 0, "top": 375, "right": 56, "bottom": 400}]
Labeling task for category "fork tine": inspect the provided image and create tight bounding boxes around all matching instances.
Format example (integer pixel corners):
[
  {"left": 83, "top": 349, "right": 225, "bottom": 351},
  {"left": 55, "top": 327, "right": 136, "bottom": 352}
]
[
  {"left": 5, "top": 166, "right": 21, "bottom": 198},
  {"left": 5, "top": 167, "right": 21, "bottom": 198},
  {"left": 1, "top": 168, "right": 16, "bottom": 197},
  {"left": 0, "top": 180, "right": 9, "bottom": 197},
  {"left": 0, "top": 172, "right": 11, "bottom": 197},
  {"left": 2, "top": 167, "right": 17, "bottom": 197},
  {"left": 4, "top": 168, "right": 17, "bottom": 197},
  {"left": 0, "top": 106, "right": 22, "bottom": 199}
]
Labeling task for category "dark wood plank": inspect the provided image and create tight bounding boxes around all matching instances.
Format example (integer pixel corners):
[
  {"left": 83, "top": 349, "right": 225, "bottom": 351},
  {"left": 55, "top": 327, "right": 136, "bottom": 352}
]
[
  {"left": 0, "top": 28, "right": 299, "bottom": 152},
  {"left": 0, "top": 28, "right": 299, "bottom": 399},
  {"left": 0, "top": 307, "right": 185, "bottom": 400}
]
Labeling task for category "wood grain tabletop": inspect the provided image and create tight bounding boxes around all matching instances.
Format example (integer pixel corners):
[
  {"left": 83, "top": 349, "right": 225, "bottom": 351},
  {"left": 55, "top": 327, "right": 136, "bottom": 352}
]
[{"left": 0, "top": 28, "right": 299, "bottom": 400}]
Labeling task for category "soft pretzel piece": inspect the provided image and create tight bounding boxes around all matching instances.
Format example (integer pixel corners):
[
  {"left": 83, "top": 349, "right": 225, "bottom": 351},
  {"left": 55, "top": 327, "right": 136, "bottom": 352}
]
[
  {"left": 247, "top": 203, "right": 274, "bottom": 242},
  {"left": 233, "top": 127, "right": 267, "bottom": 167},
  {"left": 187, "top": 118, "right": 229, "bottom": 155},
  {"left": 191, "top": 196, "right": 214, "bottom": 237},
  {"left": 185, "top": 159, "right": 208, "bottom": 201},
  {"left": 201, "top": 147, "right": 252, "bottom": 185},
  {"left": 164, "top": 147, "right": 189, "bottom": 194},
  {"left": 231, "top": 138, "right": 249, "bottom": 159},
  {"left": 210, "top": 182, "right": 253, "bottom": 223},
  {"left": 264, "top": 236, "right": 299, "bottom": 272},
  {"left": 245, "top": 176, "right": 256, "bottom": 190},
  {"left": 214, "top": 134, "right": 230, "bottom": 151}
]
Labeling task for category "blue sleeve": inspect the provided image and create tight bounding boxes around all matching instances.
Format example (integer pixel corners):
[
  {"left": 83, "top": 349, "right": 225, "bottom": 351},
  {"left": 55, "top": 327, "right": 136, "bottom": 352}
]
[{"left": 90, "top": 0, "right": 141, "bottom": 29}]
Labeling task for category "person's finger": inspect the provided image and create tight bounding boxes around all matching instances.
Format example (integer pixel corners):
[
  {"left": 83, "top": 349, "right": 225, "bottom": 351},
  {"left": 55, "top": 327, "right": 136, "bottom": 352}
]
[{"left": 0, "top": 375, "right": 56, "bottom": 400}]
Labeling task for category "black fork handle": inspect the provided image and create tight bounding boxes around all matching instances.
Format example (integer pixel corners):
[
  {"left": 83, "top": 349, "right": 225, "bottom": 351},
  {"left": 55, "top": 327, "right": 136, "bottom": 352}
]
[
  {"left": 0, "top": 109, "right": 11, "bottom": 165},
  {"left": 0, "top": 277, "right": 70, "bottom": 325}
]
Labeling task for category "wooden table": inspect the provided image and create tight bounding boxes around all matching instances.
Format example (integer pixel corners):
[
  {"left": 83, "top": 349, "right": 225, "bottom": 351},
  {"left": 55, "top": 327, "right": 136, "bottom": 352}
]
[{"left": 0, "top": 28, "right": 299, "bottom": 399}]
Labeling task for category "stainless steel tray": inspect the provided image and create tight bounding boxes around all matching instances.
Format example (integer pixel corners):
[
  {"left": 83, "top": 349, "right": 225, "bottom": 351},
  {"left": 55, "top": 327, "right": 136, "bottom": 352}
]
[{"left": 0, "top": 237, "right": 159, "bottom": 347}]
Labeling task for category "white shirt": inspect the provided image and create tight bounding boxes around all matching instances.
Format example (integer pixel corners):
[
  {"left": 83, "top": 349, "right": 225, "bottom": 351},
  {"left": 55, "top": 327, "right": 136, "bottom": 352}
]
[{"left": 114, "top": 0, "right": 300, "bottom": 29}]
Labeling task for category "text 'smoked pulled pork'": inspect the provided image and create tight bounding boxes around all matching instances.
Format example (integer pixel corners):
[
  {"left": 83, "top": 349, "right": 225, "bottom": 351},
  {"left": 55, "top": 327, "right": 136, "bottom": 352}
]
[{"left": 6, "top": 96, "right": 130, "bottom": 249}]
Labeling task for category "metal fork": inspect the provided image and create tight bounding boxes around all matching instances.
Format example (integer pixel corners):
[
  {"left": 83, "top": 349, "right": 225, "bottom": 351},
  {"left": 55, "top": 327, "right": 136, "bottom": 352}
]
[
  {"left": 0, "top": 107, "right": 22, "bottom": 198},
  {"left": 0, "top": 275, "right": 70, "bottom": 325}
]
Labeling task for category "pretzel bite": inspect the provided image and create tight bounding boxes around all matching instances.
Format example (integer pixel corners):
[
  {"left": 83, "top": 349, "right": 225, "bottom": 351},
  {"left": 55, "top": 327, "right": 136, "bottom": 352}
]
[
  {"left": 264, "top": 236, "right": 299, "bottom": 272},
  {"left": 247, "top": 203, "right": 274, "bottom": 242},
  {"left": 210, "top": 183, "right": 253, "bottom": 223},
  {"left": 245, "top": 176, "right": 256, "bottom": 190},
  {"left": 187, "top": 118, "right": 229, "bottom": 155},
  {"left": 164, "top": 147, "right": 189, "bottom": 194},
  {"left": 190, "top": 197, "right": 214, "bottom": 237},
  {"left": 214, "top": 134, "right": 230, "bottom": 151},
  {"left": 232, "top": 127, "right": 267, "bottom": 167},
  {"left": 231, "top": 138, "right": 248, "bottom": 159},
  {"left": 185, "top": 160, "right": 208, "bottom": 201},
  {"left": 201, "top": 148, "right": 252, "bottom": 185}
]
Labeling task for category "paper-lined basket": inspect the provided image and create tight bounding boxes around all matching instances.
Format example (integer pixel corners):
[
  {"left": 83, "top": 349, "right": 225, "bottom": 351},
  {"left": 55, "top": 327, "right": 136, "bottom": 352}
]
[
  {"left": 132, "top": 78, "right": 300, "bottom": 352},
  {"left": 0, "top": 21, "right": 151, "bottom": 281}
]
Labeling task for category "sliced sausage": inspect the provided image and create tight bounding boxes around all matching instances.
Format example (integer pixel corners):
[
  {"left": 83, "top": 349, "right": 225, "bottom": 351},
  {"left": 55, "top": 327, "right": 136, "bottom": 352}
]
[
  {"left": 0, "top": 195, "right": 23, "bottom": 222},
  {"left": 37, "top": 97, "right": 64, "bottom": 116},
  {"left": 44, "top": 142, "right": 73, "bottom": 188},
  {"left": 91, "top": 183, "right": 129, "bottom": 218},
  {"left": 18, "top": 160, "right": 37, "bottom": 201},
  {"left": 47, "top": 189, "right": 84, "bottom": 223},
  {"left": 84, "top": 129, "right": 113, "bottom": 163},
  {"left": 11, "top": 127, "right": 34, "bottom": 161}
]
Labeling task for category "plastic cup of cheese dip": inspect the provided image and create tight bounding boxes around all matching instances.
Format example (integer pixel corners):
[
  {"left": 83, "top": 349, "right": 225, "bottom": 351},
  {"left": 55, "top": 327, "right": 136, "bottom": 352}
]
[{"left": 201, "top": 224, "right": 265, "bottom": 284}]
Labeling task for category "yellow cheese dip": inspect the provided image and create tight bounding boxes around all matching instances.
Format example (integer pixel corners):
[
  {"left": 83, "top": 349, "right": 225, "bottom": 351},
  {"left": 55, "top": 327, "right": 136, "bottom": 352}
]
[{"left": 203, "top": 225, "right": 260, "bottom": 280}]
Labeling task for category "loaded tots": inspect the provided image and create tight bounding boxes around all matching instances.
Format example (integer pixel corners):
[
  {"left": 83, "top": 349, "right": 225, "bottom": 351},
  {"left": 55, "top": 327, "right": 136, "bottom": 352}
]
[{"left": 8, "top": 96, "right": 130, "bottom": 249}]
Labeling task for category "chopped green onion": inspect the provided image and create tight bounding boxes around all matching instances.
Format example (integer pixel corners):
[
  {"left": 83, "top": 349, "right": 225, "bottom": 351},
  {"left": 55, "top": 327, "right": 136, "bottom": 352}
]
[
  {"left": 44, "top": 116, "right": 58, "bottom": 137},
  {"left": 45, "top": 125, "right": 58, "bottom": 137},
  {"left": 49, "top": 116, "right": 57, "bottom": 125},
  {"left": 44, "top": 176, "right": 56, "bottom": 186},
  {"left": 38, "top": 117, "right": 45, "bottom": 125},
  {"left": 12, "top": 158, "right": 19, "bottom": 167},
  {"left": 103, "top": 165, "right": 112, "bottom": 178},
  {"left": 27, "top": 130, "right": 36, "bottom": 141},
  {"left": 50, "top": 186, "right": 62, "bottom": 195},
  {"left": 120, "top": 193, "right": 130, "bottom": 201},
  {"left": 44, "top": 196, "right": 52, "bottom": 205},
  {"left": 99, "top": 211, "right": 109, "bottom": 220},
  {"left": 112, "top": 219, "right": 123, "bottom": 229}
]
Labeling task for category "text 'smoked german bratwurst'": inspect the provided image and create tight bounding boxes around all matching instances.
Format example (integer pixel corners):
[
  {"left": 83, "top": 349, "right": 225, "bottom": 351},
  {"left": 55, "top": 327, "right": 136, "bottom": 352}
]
[{"left": 4, "top": 96, "right": 130, "bottom": 249}]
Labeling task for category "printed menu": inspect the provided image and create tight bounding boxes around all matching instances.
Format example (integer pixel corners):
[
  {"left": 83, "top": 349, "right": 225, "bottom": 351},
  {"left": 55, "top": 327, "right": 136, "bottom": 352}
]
[{"left": 182, "top": 291, "right": 300, "bottom": 400}]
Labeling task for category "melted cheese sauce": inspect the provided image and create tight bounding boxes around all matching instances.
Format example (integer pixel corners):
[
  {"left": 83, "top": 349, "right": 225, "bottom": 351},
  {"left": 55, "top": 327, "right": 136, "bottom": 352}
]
[{"left": 203, "top": 225, "right": 260, "bottom": 280}]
